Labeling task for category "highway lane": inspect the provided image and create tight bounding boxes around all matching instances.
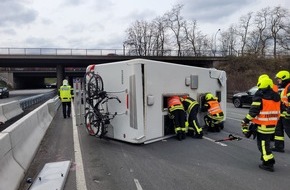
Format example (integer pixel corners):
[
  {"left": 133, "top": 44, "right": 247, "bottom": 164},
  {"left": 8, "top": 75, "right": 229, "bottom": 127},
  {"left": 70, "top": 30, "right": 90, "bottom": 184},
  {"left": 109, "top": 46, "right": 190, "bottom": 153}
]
[
  {"left": 78, "top": 103, "right": 290, "bottom": 190},
  {"left": 17, "top": 102, "right": 290, "bottom": 190},
  {"left": 0, "top": 89, "right": 55, "bottom": 104},
  {"left": 0, "top": 89, "right": 56, "bottom": 131}
]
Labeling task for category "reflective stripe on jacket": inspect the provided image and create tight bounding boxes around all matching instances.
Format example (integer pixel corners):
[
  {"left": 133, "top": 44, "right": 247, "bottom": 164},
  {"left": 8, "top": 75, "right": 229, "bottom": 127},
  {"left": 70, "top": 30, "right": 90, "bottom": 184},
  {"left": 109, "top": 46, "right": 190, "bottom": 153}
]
[
  {"left": 252, "top": 99, "right": 280, "bottom": 134},
  {"left": 207, "top": 100, "right": 223, "bottom": 115},
  {"left": 180, "top": 97, "right": 198, "bottom": 114},
  {"left": 168, "top": 96, "right": 184, "bottom": 112},
  {"left": 59, "top": 85, "right": 72, "bottom": 102}
]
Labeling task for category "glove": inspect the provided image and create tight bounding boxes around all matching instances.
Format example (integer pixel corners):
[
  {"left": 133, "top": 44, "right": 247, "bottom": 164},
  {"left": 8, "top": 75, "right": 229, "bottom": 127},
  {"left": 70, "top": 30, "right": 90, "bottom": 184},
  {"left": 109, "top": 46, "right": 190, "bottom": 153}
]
[
  {"left": 241, "top": 121, "right": 251, "bottom": 138},
  {"left": 249, "top": 124, "right": 257, "bottom": 139}
]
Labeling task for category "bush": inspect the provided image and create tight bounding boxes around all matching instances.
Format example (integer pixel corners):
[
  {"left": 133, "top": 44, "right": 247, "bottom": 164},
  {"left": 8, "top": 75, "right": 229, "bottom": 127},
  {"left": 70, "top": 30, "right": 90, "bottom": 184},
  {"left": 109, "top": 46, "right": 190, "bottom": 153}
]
[{"left": 215, "top": 56, "right": 290, "bottom": 92}]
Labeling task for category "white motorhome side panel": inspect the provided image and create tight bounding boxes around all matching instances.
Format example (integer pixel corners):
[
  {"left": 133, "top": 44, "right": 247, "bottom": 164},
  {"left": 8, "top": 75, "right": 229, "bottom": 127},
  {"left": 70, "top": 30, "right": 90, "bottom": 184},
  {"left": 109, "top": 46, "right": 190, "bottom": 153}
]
[{"left": 94, "top": 61, "right": 145, "bottom": 143}]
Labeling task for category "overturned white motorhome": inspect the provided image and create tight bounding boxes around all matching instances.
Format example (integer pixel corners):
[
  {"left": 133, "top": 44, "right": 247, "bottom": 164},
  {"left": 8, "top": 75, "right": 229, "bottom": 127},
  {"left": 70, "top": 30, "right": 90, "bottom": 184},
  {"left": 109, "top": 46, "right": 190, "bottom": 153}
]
[{"left": 85, "top": 58, "right": 227, "bottom": 144}]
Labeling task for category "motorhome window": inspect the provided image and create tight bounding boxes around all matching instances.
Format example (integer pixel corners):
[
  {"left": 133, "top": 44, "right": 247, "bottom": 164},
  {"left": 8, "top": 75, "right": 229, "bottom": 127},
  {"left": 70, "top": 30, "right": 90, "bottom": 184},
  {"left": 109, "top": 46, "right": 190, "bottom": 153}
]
[{"left": 216, "top": 91, "right": 221, "bottom": 102}]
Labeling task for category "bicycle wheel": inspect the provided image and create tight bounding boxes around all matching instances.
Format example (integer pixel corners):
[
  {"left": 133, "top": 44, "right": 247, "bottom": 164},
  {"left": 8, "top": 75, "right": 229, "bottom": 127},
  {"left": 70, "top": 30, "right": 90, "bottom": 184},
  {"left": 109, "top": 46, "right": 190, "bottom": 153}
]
[
  {"left": 87, "top": 73, "right": 104, "bottom": 98},
  {"left": 85, "top": 111, "right": 101, "bottom": 136}
]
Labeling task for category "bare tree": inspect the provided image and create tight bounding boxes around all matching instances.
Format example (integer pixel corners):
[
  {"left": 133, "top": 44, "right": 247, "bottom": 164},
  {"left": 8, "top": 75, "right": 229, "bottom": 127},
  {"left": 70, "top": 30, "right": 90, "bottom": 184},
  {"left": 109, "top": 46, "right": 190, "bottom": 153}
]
[
  {"left": 278, "top": 21, "right": 290, "bottom": 51},
  {"left": 125, "top": 20, "right": 155, "bottom": 56},
  {"left": 236, "top": 12, "right": 253, "bottom": 56},
  {"left": 183, "top": 20, "right": 208, "bottom": 56},
  {"left": 151, "top": 16, "right": 168, "bottom": 56},
  {"left": 269, "top": 6, "right": 288, "bottom": 57},
  {"left": 252, "top": 7, "right": 271, "bottom": 56},
  {"left": 124, "top": 4, "right": 290, "bottom": 58},
  {"left": 164, "top": 4, "right": 186, "bottom": 56},
  {"left": 220, "top": 25, "right": 238, "bottom": 56}
]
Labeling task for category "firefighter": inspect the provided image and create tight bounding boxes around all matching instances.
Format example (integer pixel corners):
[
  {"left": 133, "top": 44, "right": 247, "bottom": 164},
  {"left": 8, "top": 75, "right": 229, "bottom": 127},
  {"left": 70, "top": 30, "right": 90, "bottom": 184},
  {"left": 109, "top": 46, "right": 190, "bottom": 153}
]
[
  {"left": 272, "top": 70, "right": 290, "bottom": 153},
  {"left": 180, "top": 95, "right": 203, "bottom": 138},
  {"left": 241, "top": 77, "right": 280, "bottom": 172},
  {"left": 167, "top": 96, "right": 186, "bottom": 141},
  {"left": 203, "top": 93, "right": 224, "bottom": 132},
  {"left": 58, "top": 79, "right": 74, "bottom": 118}
]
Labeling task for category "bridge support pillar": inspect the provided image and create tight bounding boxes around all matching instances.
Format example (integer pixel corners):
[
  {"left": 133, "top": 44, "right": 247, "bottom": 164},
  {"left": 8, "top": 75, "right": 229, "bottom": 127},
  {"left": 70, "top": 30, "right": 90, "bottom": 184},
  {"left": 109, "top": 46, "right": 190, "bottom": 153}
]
[{"left": 56, "top": 65, "right": 65, "bottom": 89}]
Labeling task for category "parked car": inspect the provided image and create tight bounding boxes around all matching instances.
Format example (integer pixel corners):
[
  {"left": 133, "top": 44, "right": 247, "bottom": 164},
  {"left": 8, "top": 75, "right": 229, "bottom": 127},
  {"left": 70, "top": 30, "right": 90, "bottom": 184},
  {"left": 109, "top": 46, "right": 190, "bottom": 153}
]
[
  {"left": 232, "top": 86, "right": 258, "bottom": 108},
  {"left": 0, "top": 87, "right": 9, "bottom": 98}
]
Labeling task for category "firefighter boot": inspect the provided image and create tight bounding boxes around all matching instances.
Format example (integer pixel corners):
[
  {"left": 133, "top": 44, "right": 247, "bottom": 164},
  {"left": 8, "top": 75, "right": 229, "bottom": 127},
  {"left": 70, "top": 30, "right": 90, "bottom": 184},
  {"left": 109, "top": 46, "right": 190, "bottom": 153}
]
[
  {"left": 176, "top": 131, "right": 183, "bottom": 141},
  {"left": 259, "top": 164, "right": 274, "bottom": 172}
]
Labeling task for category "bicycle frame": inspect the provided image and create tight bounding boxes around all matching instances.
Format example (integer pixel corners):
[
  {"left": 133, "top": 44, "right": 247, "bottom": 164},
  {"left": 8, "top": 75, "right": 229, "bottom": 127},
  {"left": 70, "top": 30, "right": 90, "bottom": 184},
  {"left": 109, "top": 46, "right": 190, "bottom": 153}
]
[{"left": 85, "top": 91, "right": 121, "bottom": 138}]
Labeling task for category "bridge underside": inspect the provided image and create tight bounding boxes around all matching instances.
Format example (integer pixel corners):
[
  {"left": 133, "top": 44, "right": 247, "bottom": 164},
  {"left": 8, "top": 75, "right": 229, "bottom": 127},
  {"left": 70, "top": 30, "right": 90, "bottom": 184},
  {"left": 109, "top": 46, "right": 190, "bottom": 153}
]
[{"left": 0, "top": 55, "right": 226, "bottom": 89}]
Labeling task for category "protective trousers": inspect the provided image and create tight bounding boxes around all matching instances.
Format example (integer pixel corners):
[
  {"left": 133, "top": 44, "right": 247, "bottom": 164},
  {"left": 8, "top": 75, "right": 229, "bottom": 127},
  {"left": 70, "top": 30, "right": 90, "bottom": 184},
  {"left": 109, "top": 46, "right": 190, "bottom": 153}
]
[
  {"left": 204, "top": 115, "right": 223, "bottom": 132},
  {"left": 274, "top": 117, "right": 290, "bottom": 150},
  {"left": 257, "top": 133, "right": 275, "bottom": 166},
  {"left": 188, "top": 105, "right": 202, "bottom": 135},
  {"left": 62, "top": 102, "right": 71, "bottom": 118},
  {"left": 170, "top": 109, "right": 186, "bottom": 134}
]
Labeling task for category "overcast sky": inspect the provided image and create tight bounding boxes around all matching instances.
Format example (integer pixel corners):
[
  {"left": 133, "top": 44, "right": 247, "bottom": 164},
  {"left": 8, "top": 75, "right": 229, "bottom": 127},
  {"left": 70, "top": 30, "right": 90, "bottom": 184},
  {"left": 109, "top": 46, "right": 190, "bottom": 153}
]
[{"left": 0, "top": 0, "right": 288, "bottom": 49}]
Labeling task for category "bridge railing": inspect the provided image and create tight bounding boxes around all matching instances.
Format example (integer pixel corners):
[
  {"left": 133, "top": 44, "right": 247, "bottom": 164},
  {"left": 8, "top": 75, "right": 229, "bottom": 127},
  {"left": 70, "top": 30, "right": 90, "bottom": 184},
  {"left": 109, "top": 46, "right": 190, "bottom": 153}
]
[
  {"left": 1, "top": 47, "right": 288, "bottom": 57},
  {"left": 0, "top": 47, "right": 228, "bottom": 57},
  {"left": 0, "top": 48, "right": 124, "bottom": 56}
]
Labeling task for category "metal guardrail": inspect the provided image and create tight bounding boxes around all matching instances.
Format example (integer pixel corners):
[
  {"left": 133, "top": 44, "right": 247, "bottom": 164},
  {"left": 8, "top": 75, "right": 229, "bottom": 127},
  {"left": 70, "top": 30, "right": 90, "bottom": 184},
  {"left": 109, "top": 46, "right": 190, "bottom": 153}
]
[{"left": 19, "top": 90, "right": 57, "bottom": 110}]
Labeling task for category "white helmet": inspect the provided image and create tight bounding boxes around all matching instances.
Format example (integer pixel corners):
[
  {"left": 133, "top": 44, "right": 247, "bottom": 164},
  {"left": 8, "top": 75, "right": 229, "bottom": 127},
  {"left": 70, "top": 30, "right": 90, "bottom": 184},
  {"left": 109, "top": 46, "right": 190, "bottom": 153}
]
[{"left": 63, "top": 79, "right": 68, "bottom": 86}]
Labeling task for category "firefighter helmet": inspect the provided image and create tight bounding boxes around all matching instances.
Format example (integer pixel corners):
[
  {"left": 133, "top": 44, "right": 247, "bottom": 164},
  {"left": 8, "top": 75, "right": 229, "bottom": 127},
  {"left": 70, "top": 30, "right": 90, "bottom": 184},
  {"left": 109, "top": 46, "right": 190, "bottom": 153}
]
[
  {"left": 258, "top": 74, "right": 269, "bottom": 82},
  {"left": 205, "top": 93, "right": 214, "bottom": 101},
  {"left": 275, "top": 70, "right": 290, "bottom": 81},
  {"left": 257, "top": 77, "right": 273, "bottom": 89}
]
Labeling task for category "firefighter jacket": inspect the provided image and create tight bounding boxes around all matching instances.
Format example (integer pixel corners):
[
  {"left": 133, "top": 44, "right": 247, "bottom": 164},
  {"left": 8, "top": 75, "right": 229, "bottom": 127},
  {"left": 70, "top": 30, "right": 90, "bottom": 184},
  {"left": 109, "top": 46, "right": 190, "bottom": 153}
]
[
  {"left": 180, "top": 97, "right": 199, "bottom": 114},
  {"left": 59, "top": 85, "right": 73, "bottom": 102},
  {"left": 205, "top": 99, "right": 223, "bottom": 116},
  {"left": 243, "top": 89, "right": 280, "bottom": 134},
  {"left": 167, "top": 96, "right": 184, "bottom": 112},
  {"left": 280, "top": 83, "right": 290, "bottom": 118}
]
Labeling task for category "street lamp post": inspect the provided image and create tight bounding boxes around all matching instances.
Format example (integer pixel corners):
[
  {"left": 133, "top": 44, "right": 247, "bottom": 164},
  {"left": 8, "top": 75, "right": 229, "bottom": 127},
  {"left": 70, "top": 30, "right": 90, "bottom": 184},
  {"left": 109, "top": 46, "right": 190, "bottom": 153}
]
[
  {"left": 214, "top": 29, "right": 221, "bottom": 56},
  {"left": 123, "top": 43, "right": 126, "bottom": 56}
]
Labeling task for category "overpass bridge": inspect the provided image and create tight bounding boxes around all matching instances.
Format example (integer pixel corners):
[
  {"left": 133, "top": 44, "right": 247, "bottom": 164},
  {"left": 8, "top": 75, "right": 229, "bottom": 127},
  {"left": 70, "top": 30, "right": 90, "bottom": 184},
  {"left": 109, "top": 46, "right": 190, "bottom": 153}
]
[{"left": 0, "top": 47, "right": 227, "bottom": 89}]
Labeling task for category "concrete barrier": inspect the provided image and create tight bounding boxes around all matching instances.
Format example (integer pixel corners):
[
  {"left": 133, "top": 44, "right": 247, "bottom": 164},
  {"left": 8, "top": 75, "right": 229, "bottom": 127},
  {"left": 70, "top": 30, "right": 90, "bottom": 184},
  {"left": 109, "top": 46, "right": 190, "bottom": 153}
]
[
  {"left": 2, "top": 101, "right": 23, "bottom": 121},
  {"left": 47, "top": 96, "right": 61, "bottom": 117},
  {"left": 0, "top": 133, "right": 25, "bottom": 190},
  {"left": 0, "top": 97, "right": 60, "bottom": 190},
  {"left": 0, "top": 105, "right": 8, "bottom": 124}
]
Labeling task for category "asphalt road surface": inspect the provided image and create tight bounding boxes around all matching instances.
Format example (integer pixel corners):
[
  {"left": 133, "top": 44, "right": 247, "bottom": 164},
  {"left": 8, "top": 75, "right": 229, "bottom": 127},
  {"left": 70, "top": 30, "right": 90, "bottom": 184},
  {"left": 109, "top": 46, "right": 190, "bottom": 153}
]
[{"left": 18, "top": 103, "right": 290, "bottom": 190}]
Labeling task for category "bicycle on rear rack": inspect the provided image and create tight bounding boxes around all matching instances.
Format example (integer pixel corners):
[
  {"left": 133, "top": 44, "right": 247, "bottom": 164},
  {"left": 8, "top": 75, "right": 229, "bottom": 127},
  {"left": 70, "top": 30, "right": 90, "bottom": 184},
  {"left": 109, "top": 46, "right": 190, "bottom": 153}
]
[
  {"left": 84, "top": 90, "right": 122, "bottom": 138},
  {"left": 84, "top": 72, "right": 104, "bottom": 99}
]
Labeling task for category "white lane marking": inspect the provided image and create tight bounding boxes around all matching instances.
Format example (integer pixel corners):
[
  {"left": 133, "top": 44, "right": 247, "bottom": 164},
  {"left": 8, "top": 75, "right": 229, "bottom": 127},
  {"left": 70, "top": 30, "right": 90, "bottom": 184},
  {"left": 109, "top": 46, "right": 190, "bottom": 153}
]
[
  {"left": 134, "top": 178, "right": 143, "bottom": 190},
  {"left": 72, "top": 103, "right": 88, "bottom": 190},
  {"left": 202, "top": 136, "right": 228, "bottom": 146},
  {"left": 227, "top": 117, "right": 242, "bottom": 122}
]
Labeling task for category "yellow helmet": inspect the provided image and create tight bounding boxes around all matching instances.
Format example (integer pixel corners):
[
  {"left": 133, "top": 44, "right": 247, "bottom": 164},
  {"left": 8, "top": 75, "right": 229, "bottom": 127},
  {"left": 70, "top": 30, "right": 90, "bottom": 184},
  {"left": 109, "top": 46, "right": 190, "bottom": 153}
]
[
  {"left": 258, "top": 74, "right": 269, "bottom": 82},
  {"left": 275, "top": 70, "right": 290, "bottom": 81},
  {"left": 257, "top": 77, "right": 273, "bottom": 89},
  {"left": 205, "top": 93, "right": 214, "bottom": 101}
]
